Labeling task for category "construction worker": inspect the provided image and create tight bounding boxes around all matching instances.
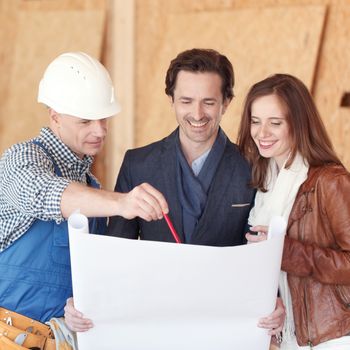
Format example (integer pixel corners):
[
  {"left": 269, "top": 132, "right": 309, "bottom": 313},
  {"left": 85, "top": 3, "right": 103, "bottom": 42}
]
[{"left": 0, "top": 52, "right": 168, "bottom": 324}]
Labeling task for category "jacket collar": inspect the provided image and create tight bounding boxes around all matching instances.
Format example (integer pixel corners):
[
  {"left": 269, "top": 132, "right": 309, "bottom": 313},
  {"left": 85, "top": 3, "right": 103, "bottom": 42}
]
[{"left": 159, "top": 128, "right": 237, "bottom": 242}]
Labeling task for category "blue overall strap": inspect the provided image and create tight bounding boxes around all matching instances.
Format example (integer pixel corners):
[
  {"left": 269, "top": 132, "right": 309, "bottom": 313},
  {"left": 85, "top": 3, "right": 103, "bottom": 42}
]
[
  {"left": 32, "top": 139, "right": 106, "bottom": 234},
  {"left": 86, "top": 174, "right": 107, "bottom": 234},
  {"left": 32, "top": 139, "right": 62, "bottom": 176}
]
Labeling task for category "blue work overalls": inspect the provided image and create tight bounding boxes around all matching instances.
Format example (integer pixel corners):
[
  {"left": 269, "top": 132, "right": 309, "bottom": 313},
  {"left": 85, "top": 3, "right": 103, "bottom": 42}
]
[{"left": 0, "top": 141, "right": 106, "bottom": 322}]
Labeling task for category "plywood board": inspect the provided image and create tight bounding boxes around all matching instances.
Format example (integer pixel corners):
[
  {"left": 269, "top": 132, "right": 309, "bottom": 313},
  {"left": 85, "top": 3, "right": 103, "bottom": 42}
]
[
  {"left": 135, "top": 5, "right": 326, "bottom": 147},
  {"left": 0, "top": 1, "right": 19, "bottom": 149},
  {"left": 0, "top": 7, "right": 105, "bottom": 153},
  {"left": 19, "top": 0, "right": 106, "bottom": 11},
  {"left": 313, "top": 3, "right": 350, "bottom": 169},
  {"left": 103, "top": 0, "right": 135, "bottom": 189},
  {"left": 328, "top": 108, "right": 350, "bottom": 166}
]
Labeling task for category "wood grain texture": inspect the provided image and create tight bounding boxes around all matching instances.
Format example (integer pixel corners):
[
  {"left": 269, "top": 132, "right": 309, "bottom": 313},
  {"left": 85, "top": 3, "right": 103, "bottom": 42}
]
[
  {"left": 2, "top": 0, "right": 350, "bottom": 185},
  {"left": 313, "top": 3, "right": 350, "bottom": 168},
  {"left": 0, "top": 2, "right": 105, "bottom": 154},
  {"left": 103, "top": 0, "right": 135, "bottom": 189},
  {"left": 135, "top": 5, "right": 326, "bottom": 148}
]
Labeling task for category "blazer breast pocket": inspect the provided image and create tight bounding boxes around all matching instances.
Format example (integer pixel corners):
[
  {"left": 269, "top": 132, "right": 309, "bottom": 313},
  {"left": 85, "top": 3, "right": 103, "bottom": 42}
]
[{"left": 231, "top": 203, "right": 251, "bottom": 208}]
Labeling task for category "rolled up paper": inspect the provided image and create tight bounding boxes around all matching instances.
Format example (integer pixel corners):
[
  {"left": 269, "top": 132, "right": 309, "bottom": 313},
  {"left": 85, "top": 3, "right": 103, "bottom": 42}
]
[{"left": 68, "top": 212, "right": 89, "bottom": 235}]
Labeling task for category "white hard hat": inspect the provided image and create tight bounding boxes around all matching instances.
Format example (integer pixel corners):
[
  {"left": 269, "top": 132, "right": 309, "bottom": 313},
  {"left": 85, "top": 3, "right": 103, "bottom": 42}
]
[{"left": 38, "top": 52, "right": 121, "bottom": 120}]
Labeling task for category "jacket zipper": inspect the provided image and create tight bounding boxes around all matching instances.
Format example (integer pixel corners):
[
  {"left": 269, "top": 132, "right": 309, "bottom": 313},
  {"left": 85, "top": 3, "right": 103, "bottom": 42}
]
[
  {"left": 303, "top": 276, "right": 313, "bottom": 348},
  {"left": 301, "top": 192, "right": 313, "bottom": 348}
]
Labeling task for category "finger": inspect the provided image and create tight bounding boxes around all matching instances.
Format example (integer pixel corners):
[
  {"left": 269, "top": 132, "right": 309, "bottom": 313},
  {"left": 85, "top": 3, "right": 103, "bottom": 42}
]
[
  {"left": 245, "top": 233, "right": 266, "bottom": 242},
  {"left": 259, "top": 312, "right": 285, "bottom": 326},
  {"left": 266, "top": 308, "right": 285, "bottom": 319},
  {"left": 65, "top": 314, "right": 94, "bottom": 332},
  {"left": 273, "top": 308, "right": 285, "bottom": 317},
  {"left": 64, "top": 298, "right": 83, "bottom": 318},
  {"left": 71, "top": 325, "right": 91, "bottom": 332},
  {"left": 260, "top": 312, "right": 284, "bottom": 322},
  {"left": 64, "top": 298, "right": 94, "bottom": 332},
  {"left": 124, "top": 188, "right": 157, "bottom": 221},
  {"left": 259, "top": 318, "right": 283, "bottom": 329},
  {"left": 268, "top": 322, "right": 283, "bottom": 335},
  {"left": 68, "top": 319, "right": 93, "bottom": 330},
  {"left": 133, "top": 186, "right": 164, "bottom": 220},
  {"left": 133, "top": 195, "right": 160, "bottom": 221},
  {"left": 140, "top": 197, "right": 162, "bottom": 221},
  {"left": 139, "top": 183, "right": 168, "bottom": 218},
  {"left": 269, "top": 327, "right": 283, "bottom": 336},
  {"left": 73, "top": 319, "right": 94, "bottom": 331},
  {"left": 68, "top": 321, "right": 93, "bottom": 332},
  {"left": 258, "top": 312, "right": 285, "bottom": 328},
  {"left": 273, "top": 324, "right": 283, "bottom": 334},
  {"left": 258, "top": 316, "right": 281, "bottom": 327},
  {"left": 251, "top": 225, "right": 268, "bottom": 233},
  {"left": 140, "top": 183, "right": 169, "bottom": 215},
  {"left": 66, "top": 297, "right": 75, "bottom": 309}
]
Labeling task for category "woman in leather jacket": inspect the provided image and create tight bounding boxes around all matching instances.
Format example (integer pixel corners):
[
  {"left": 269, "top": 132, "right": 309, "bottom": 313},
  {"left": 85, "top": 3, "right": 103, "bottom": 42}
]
[{"left": 238, "top": 73, "right": 350, "bottom": 349}]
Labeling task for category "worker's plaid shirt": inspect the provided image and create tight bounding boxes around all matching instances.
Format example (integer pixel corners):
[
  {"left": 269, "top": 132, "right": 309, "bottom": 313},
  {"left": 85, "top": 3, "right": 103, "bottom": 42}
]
[{"left": 0, "top": 127, "right": 97, "bottom": 251}]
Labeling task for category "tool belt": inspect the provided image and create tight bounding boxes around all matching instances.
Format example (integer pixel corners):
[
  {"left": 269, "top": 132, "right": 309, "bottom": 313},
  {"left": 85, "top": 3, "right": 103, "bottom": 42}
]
[{"left": 0, "top": 307, "right": 57, "bottom": 350}]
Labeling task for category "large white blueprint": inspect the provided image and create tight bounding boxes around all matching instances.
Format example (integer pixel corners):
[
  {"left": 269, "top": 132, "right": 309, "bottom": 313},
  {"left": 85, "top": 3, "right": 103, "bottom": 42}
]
[{"left": 68, "top": 215, "right": 285, "bottom": 350}]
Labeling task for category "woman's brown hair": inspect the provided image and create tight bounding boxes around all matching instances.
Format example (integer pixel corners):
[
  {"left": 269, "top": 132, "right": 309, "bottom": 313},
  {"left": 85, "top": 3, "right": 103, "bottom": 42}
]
[{"left": 237, "top": 73, "right": 341, "bottom": 191}]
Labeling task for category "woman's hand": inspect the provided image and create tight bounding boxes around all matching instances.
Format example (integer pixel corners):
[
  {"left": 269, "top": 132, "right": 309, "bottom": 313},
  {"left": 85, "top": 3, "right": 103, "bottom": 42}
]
[
  {"left": 246, "top": 225, "right": 268, "bottom": 243},
  {"left": 258, "top": 297, "right": 285, "bottom": 336}
]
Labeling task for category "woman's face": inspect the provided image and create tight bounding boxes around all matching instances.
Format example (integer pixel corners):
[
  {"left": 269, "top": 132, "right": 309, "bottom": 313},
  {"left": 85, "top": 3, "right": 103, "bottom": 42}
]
[{"left": 250, "top": 94, "right": 292, "bottom": 170}]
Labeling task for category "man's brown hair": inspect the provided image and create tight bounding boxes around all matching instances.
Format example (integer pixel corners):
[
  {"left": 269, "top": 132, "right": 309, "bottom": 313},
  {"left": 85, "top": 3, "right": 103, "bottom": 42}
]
[{"left": 165, "top": 48, "right": 234, "bottom": 102}]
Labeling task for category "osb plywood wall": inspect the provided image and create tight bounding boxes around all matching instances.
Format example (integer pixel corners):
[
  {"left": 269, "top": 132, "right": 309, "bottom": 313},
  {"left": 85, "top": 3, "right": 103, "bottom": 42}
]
[
  {"left": 0, "top": 0, "right": 131, "bottom": 189},
  {"left": 0, "top": 0, "right": 110, "bottom": 193},
  {"left": 135, "top": 5, "right": 325, "bottom": 148},
  {"left": 1, "top": 0, "right": 349, "bottom": 190},
  {"left": 0, "top": 0, "right": 105, "bottom": 151},
  {"left": 135, "top": 0, "right": 350, "bottom": 178},
  {"left": 102, "top": 0, "right": 134, "bottom": 189},
  {"left": 312, "top": 3, "right": 350, "bottom": 167},
  {"left": 0, "top": 1, "right": 104, "bottom": 149}
]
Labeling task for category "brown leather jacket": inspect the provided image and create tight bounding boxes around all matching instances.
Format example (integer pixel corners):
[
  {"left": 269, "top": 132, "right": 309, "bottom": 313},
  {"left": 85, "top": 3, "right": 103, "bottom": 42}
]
[{"left": 282, "top": 164, "right": 350, "bottom": 346}]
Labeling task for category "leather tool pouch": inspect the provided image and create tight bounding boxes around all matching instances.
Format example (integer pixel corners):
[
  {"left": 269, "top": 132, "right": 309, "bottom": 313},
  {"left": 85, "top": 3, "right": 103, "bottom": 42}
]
[{"left": 0, "top": 307, "right": 56, "bottom": 350}]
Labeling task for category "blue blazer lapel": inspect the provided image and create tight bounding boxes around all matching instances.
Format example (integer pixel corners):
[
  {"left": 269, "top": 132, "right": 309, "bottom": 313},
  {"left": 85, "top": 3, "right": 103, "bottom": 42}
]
[
  {"left": 195, "top": 142, "right": 239, "bottom": 234},
  {"left": 160, "top": 130, "right": 184, "bottom": 242}
]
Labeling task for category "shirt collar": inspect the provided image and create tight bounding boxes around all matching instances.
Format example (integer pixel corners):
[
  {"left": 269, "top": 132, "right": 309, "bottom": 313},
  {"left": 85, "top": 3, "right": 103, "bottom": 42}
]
[{"left": 38, "top": 127, "right": 93, "bottom": 171}]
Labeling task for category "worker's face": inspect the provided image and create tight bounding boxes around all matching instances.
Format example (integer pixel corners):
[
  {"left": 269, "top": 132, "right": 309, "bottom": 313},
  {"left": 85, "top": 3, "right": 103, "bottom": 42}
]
[
  {"left": 250, "top": 94, "right": 292, "bottom": 170},
  {"left": 50, "top": 110, "right": 108, "bottom": 158},
  {"left": 170, "top": 71, "right": 230, "bottom": 151}
]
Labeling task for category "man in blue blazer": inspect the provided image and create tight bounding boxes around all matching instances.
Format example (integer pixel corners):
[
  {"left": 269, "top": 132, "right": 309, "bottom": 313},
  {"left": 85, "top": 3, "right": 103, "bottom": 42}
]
[
  {"left": 65, "top": 49, "right": 285, "bottom": 337},
  {"left": 107, "top": 129, "right": 253, "bottom": 246},
  {"left": 107, "top": 48, "right": 254, "bottom": 246}
]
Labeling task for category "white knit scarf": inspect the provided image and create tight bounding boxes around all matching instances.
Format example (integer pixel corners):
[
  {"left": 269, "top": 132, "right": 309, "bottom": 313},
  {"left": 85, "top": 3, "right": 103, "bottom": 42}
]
[{"left": 248, "top": 152, "right": 309, "bottom": 344}]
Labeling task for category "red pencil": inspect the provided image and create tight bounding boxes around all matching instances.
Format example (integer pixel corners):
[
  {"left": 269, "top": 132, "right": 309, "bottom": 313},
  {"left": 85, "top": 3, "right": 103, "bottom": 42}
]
[{"left": 163, "top": 213, "right": 181, "bottom": 244}]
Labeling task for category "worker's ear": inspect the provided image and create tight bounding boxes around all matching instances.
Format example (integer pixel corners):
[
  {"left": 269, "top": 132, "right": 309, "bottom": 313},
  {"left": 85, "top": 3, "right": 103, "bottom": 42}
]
[
  {"left": 49, "top": 108, "right": 59, "bottom": 124},
  {"left": 48, "top": 108, "right": 62, "bottom": 133}
]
